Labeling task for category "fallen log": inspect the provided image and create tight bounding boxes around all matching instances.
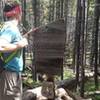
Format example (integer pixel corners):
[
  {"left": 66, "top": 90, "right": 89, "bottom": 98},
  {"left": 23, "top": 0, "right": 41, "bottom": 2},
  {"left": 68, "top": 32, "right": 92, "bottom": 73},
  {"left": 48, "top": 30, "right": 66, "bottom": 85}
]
[
  {"left": 56, "top": 78, "right": 77, "bottom": 91},
  {"left": 22, "top": 78, "right": 79, "bottom": 100},
  {"left": 22, "top": 78, "right": 88, "bottom": 100},
  {"left": 22, "top": 87, "right": 74, "bottom": 100}
]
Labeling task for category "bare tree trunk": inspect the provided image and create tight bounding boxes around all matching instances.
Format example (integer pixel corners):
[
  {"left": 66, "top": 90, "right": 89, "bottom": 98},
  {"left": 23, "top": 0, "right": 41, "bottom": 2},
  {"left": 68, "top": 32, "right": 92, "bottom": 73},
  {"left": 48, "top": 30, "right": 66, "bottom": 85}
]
[
  {"left": 74, "top": 0, "right": 82, "bottom": 87},
  {"left": 0, "top": 1, "right": 4, "bottom": 21},
  {"left": 31, "top": 0, "right": 38, "bottom": 80},
  {"left": 63, "top": 0, "right": 69, "bottom": 80},
  {"left": 84, "top": 0, "right": 90, "bottom": 67},
  {"left": 48, "top": 0, "right": 55, "bottom": 21},
  {"left": 60, "top": 0, "right": 64, "bottom": 18},
  {"left": 93, "top": 0, "right": 100, "bottom": 89},
  {"left": 80, "top": 0, "right": 85, "bottom": 97},
  {"left": 55, "top": 0, "right": 61, "bottom": 19},
  {"left": 21, "top": 0, "right": 27, "bottom": 72}
]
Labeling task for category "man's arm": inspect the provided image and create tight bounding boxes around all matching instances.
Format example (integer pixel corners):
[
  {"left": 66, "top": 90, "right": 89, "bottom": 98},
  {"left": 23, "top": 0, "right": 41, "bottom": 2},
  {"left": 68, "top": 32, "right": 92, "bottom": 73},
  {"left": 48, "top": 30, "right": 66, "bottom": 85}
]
[{"left": 0, "top": 38, "right": 28, "bottom": 52}]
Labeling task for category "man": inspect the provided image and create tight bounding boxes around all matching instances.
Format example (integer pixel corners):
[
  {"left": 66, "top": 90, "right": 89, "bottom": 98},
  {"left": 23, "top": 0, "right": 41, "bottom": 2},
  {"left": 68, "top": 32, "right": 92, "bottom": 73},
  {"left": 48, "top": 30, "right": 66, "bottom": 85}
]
[{"left": 0, "top": 1, "right": 28, "bottom": 100}]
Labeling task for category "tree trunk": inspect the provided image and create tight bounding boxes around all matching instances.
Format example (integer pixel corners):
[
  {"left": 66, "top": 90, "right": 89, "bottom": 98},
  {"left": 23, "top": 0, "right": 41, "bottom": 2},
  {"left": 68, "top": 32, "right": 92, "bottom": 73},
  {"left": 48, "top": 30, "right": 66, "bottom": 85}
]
[
  {"left": 80, "top": 0, "right": 85, "bottom": 97},
  {"left": 31, "top": 0, "right": 38, "bottom": 80},
  {"left": 93, "top": 0, "right": 100, "bottom": 89},
  {"left": 74, "top": 0, "right": 82, "bottom": 87}
]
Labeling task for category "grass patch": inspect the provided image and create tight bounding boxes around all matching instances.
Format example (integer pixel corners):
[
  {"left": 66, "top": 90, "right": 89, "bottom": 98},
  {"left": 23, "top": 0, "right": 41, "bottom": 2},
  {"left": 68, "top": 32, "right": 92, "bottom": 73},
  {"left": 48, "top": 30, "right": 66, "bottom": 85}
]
[
  {"left": 85, "top": 79, "right": 100, "bottom": 92},
  {"left": 84, "top": 79, "right": 100, "bottom": 100},
  {"left": 63, "top": 69, "right": 75, "bottom": 79}
]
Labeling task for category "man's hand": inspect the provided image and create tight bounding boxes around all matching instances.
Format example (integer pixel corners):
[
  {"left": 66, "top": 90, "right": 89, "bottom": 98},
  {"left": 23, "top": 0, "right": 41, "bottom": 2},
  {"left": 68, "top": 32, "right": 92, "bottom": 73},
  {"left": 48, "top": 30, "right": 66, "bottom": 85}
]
[
  {"left": 0, "top": 44, "right": 18, "bottom": 52},
  {"left": 0, "top": 38, "right": 28, "bottom": 52},
  {"left": 16, "top": 38, "right": 28, "bottom": 48}
]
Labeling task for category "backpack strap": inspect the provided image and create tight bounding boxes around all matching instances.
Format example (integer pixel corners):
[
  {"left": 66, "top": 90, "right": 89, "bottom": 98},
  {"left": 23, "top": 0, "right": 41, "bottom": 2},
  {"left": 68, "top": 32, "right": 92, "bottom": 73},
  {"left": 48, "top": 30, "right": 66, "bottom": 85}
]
[
  {"left": 0, "top": 52, "right": 5, "bottom": 67},
  {"left": 0, "top": 52, "right": 4, "bottom": 61},
  {"left": 5, "top": 50, "right": 19, "bottom": 64},
  {"left": 0, "top": 50, "right": 19, "bottom": 66}
]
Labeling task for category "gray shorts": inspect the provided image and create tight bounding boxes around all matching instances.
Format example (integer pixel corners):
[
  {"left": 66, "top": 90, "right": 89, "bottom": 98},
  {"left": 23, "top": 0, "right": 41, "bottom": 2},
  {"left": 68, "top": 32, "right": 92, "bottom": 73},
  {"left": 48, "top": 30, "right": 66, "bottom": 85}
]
[{"left": 0, "top": 70, "right": 22, "bottom": 100}]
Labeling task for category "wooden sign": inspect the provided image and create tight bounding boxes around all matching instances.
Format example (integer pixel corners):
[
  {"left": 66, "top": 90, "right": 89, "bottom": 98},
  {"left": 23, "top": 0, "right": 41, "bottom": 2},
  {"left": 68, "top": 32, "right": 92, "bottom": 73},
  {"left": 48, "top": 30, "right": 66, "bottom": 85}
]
[{"left": 33, "top": 18, "right": 66, "bottom": 75}]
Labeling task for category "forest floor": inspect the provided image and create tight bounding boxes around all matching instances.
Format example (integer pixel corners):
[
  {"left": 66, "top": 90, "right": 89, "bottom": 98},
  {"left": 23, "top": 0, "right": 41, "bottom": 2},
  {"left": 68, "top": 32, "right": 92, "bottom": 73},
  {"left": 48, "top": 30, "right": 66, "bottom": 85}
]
[
  {"left": 63, "top": 67, "right": 100, "bottom": 100},
  {"left": 84, "top": 78, "right": 100, "bottom": 100},
  {"left": 22, "top": 65, "right": 100, "bottom": 100}
]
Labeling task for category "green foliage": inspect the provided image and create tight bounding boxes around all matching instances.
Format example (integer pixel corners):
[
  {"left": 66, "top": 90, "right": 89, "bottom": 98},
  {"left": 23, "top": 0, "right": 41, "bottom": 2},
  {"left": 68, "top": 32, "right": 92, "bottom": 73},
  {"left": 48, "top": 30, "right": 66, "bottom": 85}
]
[
  {"left": 69, "top": 0, "right": 77, "bottom": 16},
  {"left": 23, "top": 77, "right": 41, "bottom": 88},
  {"left": 88, "top": 0, "right": 95, "bottom": 16},
  {"left": 92, "top": 95, "right": 100, "bottom": 100},
  {"left": 63, "top": 69, "right": 75, "bottom": 79},
  {"left": 15, "top": 0, "right": 21, "bottom": 4},
  {"left": 84, "top": 80, "right": 100, "bottom": 100},
  {"left": 23, "top": 67, "right": 42, "bottom": 88},
  {"left": 85, "top": 80, "right": 96, "bottom": 91}
]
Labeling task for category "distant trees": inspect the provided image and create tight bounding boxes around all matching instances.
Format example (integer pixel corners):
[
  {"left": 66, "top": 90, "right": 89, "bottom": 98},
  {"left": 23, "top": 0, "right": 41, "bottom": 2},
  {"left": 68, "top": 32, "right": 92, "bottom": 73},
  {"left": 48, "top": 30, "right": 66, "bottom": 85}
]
[{"left": 72, "top": 0, "right": 100, "bottom": 97}]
